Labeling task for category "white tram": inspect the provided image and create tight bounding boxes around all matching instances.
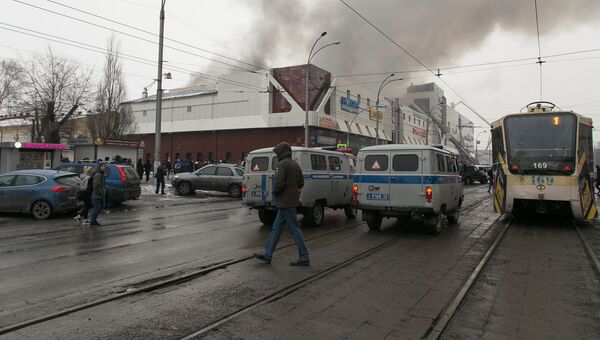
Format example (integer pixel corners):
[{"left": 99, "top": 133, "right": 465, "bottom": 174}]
[{"left": 491, "top": 101, "right": 596, "bottom": 219}]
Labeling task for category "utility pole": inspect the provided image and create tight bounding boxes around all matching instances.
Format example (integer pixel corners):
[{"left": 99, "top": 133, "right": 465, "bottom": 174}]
[
  {"left": 154, "top": 0, "right": 166, "bottom": 172},
  {"left": 395, "top": 98, "right": 403, "bottom": 144}
]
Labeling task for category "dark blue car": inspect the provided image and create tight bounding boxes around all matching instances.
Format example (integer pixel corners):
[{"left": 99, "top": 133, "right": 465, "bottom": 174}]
[
  {"left": 54, "top": 163, "right": 141, "bottom": 204},
  {"left": 0, "top": 170, "right": 81, "bottom": 219}
]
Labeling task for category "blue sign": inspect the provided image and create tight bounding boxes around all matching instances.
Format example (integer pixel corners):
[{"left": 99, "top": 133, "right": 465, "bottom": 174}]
[{"left": 341, "top": 97, "right": 359, "bottom": 114}]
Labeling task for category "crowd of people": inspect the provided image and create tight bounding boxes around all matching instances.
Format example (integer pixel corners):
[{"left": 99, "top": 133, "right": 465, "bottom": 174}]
[{"left": 74, "top": 162, "right": 108, "bottom": 226}]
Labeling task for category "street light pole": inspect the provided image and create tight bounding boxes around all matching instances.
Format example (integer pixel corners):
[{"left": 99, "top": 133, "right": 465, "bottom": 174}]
[
  {"left": 154, "top": 0, "right": 166, "bottom": 172},
  {"left": 304, "top": 32, "right": 340, "bottom": 147},
  {"left": 475, "top": 131, "right": 487, "bottom": 163},
  {"left": 346, "top": 106, "right": 372, "bottom": 145},
  {"left": 376, "top": 74, "right": 403, "bottom": 145}
]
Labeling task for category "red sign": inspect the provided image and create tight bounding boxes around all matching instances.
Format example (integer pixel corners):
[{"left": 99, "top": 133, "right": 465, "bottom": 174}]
[
  {"left": 15, "top": 142, "right": 65, "bottom": 150},
  {"left": 412, "top": 127, "right": 427, "bottom": 138}
]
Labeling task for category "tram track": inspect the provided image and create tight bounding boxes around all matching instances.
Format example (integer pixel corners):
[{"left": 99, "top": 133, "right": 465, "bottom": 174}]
[
  {"left": 574, "top": 221, "right": 600, "bottom": 277},
  {"left": 0, "top": 192, "right": 492, "bottom": 336}
]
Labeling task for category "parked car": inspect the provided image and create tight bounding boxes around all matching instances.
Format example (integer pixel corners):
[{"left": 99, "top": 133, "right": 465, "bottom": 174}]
[
  {"left": 172, "top": 164, "right": 244, "bottom": 197},
  {"left": 0, "top": 170, "right": 81, "bottom": 219},
  {"left": 54, "top": 162, "right": 141, "bottom": 204},
  {"left": 461, "top": 165, "right": 488, "bottom": 184}
]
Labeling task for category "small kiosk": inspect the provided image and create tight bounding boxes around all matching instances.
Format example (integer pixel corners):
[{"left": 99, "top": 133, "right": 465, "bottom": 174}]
[{"left": 0, "top": 142, "right": 66, "bottom": 173}]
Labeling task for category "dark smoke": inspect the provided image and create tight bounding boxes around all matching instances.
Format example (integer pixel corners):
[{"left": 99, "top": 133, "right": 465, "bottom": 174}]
[{"left": 192, "top": 0, "right": 600, "bottom": 88}]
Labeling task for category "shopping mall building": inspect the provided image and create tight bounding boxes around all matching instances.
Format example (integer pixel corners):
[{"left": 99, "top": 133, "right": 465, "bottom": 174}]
[{"left": 126, "top": 64, "right": 473, "bottom": 164}]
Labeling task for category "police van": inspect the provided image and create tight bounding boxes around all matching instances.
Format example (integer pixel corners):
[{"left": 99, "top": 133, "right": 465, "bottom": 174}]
[
  {"left": 353, "top": 144, "right": 463, "bottom": 234},
  {"left": 243, "top": 146, "right": 356, "bottom": 226}
]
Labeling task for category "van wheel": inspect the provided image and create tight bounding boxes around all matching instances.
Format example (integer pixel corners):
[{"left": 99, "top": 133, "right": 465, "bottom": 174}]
[
  {"left": 228, "top": 184, "right": 241, "bottom": 198},
  {"left": 305, "top": 202, "right": 324, "bottom": 226},
  {"left": 366, "top": 214, "right": 382, "bottom": 230},
  {"left": 446, "top": 209, "right": 460, "bottom": 224},
  {"left": 344, "top": 204, "right": 358, "bottom": 219},
  {"left": 177, "top": 182, "right": 192, "bottom": 195},
  {"left": 31, "top": 200, "right": 52, "bottom": 220},
  {"left": 258, "top": 209, "right": 277, "bottom": 226},
  {"left": 424, "top": 214, "right": 442, "bottom": 234}
]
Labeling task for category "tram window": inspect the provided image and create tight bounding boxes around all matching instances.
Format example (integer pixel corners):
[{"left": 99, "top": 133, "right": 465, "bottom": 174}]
[
  {"left": 311, "top": 154, "right": 327, "bottom": 171},
  {"left": 250, "top": 157, "right": 269, "bottom": 171},
  {"left": 365, "top": 155, "right": 388, "bottom": 171},
  {"left": 392, "top": 154, "right": 418, "bottom": 171},
  {"left": 328, "top": 156, "right": 341, "bottom": 171},
  {"left": 435, "top": 154, "right": 446, "bottom": 172}
]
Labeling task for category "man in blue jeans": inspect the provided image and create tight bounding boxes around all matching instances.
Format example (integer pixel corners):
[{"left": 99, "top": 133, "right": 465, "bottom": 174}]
[
  {"left": 90, "top": 162, "right": 107, "bottom": 226},
  {"left": 255, "top": 142, "right": 309, "bottom": 266}
]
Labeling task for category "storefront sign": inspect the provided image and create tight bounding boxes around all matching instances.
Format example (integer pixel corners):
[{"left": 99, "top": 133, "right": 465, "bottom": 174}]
[
  {"left": 315, "top": 135, "right": 338, "bottom": 146},
  {"left": 14, "top": 142, "right": 65, "bottom": 150},
  {"left": 319, "top": 116, "right": 338, "bottom": 129},
  {"left": 368, "top": 107, "right": 382, "bottom": 122},
  {"left": 412, "top": 127, "right": 427, "bottom": 138},
  {"left": 341, "top": 97, "right": 359, "bottom": 114}
]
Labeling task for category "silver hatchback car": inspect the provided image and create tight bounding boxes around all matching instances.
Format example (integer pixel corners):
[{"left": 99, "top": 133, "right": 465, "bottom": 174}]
[{"left": 172, "top": 164, "right": 244, "bottom": 198}]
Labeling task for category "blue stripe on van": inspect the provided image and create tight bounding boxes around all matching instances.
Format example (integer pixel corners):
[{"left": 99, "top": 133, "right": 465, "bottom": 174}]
[
  {"left": 261, "top": 174, "right": 267, "bottom": 202},
  {"left": 356, "top": 175, "right": 460, "bottom": 185},
  {"left": 303, "top": 174, "right": 349, "bottom": 180}
]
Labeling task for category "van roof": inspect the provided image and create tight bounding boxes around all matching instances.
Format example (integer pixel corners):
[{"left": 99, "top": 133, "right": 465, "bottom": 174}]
[
  {"left": 359, "top": 144, "right": 456, "bottom": 155},
  {"left": 248, "top": 146, "right": 352, "bottom": 156}
]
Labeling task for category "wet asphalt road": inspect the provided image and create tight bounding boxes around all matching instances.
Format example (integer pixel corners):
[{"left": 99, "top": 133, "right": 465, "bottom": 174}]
[{"left": 1, "top": 184, "right": 599, "bottom": 339}]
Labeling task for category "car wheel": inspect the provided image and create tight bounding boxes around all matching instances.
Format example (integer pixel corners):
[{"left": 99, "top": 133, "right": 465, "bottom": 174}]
[
  {"left": 177, "top": 182, "right": 192, "bottom": 195},
  {"left": 228, "top": 184, "right": 242, "bottom": 198},
  {"left": 365, "top": 212, "right": 382, "bottom": 230},
  {"left": 304, "top": 202, "right": 324, "bottom": 226},
  {"left": 258, "top": 209, "right": 277, "bottom": 226},
  {"left": 31, "top": 200, "right": 52, "bottom": 220},
  {"left": 424, "top": 214, "right": 442, "bottom": 234},
  {"left": 446, "top": 209, "right": 460, "bottom": 224},
  {"left": 344, "top": 204, "right": 358, "bottom": 219}
]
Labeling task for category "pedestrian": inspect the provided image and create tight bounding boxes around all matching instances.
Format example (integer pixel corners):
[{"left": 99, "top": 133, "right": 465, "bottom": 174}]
[
  {"left": 155, "top": 161, "right": 166, "bottom": 194},
  {"left": 90, "top": 162, "right": 107, "bottom": 226},
  {"left": 74, "top": 166, "right": 94, "bottom": 225},
  {"left": 254, "top": 142, "right": 309, "bottom": 266},
  {"left": 144, "top": 160, "right": 152, "bottom": 181},
  {"left": 487, "top": 167, "right": 494, "bottom": 195},
  {"left": 595, "top": 166, "right": 600, "bottom": 195},
  {"left": 136, "top": 158, "right": 144, "bottom": 179},
  {"left": 165, "top": 160, "right": 172, "bottom": 178}
]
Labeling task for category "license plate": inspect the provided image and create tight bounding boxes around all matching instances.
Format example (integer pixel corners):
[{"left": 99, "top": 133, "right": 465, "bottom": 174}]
[{"left": 367, "top": 193, "right": 389, "bottom": 200}]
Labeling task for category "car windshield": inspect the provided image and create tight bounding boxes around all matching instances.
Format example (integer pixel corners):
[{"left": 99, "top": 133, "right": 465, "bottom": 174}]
[{"left": 505, "top": 113, "right": 576, "bottom": 174}]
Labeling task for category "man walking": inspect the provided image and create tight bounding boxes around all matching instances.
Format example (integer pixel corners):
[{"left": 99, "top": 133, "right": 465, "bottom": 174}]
[
  {"left": 255, "top": 142, "right": 310, "bottom": 266},
  {"left": 155, "top": 162, "right": 166, "bottom": 194},
  {"left": 90, "top": 162, "right": 107, "bottom": 226},
  {"left": 487, "top": 167, "right": 494, "bottom": 195}
]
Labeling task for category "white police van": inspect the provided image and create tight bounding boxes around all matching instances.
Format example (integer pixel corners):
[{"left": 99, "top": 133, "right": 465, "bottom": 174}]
[
  {"left": 353, "top": 144, "right": 463, "bottom": 233},
  {"left": 243, "top": 146, "right": 356, "bottom": 226}
]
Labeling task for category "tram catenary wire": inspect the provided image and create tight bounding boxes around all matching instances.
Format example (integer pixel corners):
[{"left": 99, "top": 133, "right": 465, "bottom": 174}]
[{"left": 0, "top": 193, "right": 492, "bottom": 335}]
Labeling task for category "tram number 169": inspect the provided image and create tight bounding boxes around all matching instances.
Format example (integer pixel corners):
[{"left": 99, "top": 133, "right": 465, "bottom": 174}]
[{"left": 532, "top": 162, "right": 548, "bottom": 169}]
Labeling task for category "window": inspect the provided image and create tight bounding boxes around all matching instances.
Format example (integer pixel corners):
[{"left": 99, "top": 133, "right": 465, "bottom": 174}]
[
  {"left": 357, "top": 94, "right": 361, "bottom": 104},
  {"left": 54, "top": 174, "right": 79, "bottom": 186},
  {"left": 392, "top": 155, "right": 419, "bottom": 171},
  {"left": 367, "top": 98, "right": 370, "bottom": 107},
  {"left": 59, "top": 165, "right": 83, "bottom": 174},
  {"left": 225, "top": 152, "right": 232, "bottom": 163},
  {"left": 142, "top": 110, "right": 147, "bottom": 117},
  {"left": 14, "top": 175, "right": 44, "bottom": 186},
  {"left": 216, "top": 167, "right": 233, "bottom": 176},
  {"left": 166, "top": 153, "right": 170, "bottom": 161},
  {"left": 186, "top": 153, "right": 192, "bottom": 160},
  {"left": 208, "top": 152, "right": 213, "bottom": 161},
  {"left": 311, "top": 154, "right": 327, "bottom": 171},
  {"left": 271, "top": 156, "right": 279, "bottom": 171},
  {"left": 436, "top": 154, "right": 446, "bottom": 172},
  {"left": 197, "top": 166, "right": 216, "bottom": 175},
  {"left": 346, "top": 90, "right": 350, "bottom": 99},
  {"left": 235, "top": 168, "right": 244, "bottom": 176},
  {"left": 175, "top": 153, "right": 180, "bottom": 160},
  {"left": 0, "top": 175, "right": 15, "bottom": 186},
  {"left": 445, "top": 156, "right": 457, "bottom": 173},
  {"left": 197, "top": 153, "right": 202, "bottom": 161},
  {"left": 328, "top": 156, "right": 341, "bottom": 171},
  {"left": 365, "top": 155, "right": 388, "bottom": 171},
  {"left": 187, "top": 106, "right": 192, "bottom": 112},
  {"left": 251, "top": 157, "right": 269, "bottom": 171}
]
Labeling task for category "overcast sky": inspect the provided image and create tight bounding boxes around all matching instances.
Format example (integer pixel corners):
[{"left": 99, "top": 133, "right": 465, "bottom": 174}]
[{"left": 2, "top": 0, "right": 600, "bottom": 144}]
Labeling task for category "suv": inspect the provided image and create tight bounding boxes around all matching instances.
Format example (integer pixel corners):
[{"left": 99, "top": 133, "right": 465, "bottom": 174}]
[
  {"left": 461, "top": 165, "right": 488, "bottom": 184},
  {"left": 54, "top": 162, "right": 141, "bottom": 204},
  {"left": 172, "top": 164, "right": 244, "bottom": 197}
]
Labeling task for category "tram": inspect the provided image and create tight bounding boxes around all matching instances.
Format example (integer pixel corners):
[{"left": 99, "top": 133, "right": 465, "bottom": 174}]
[{"left": 491, "top": 101, "right": 596, "bottom": 219}]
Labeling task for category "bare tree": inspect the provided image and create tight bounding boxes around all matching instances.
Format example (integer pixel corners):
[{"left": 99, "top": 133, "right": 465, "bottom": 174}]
[
  {"left": 87, "top": 36, "right": 136, "bottom": 140},
  {"left": 21, "top": 48, "right": 93, "bottom": 143},
  {"left": 0, "top": 60, "right": 23, "bottom": 115}
]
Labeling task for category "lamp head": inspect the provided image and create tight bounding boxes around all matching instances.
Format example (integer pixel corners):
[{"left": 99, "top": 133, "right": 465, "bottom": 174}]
[
  {"left": 320, "top": 31, "right": 327, "bottom": 37},
  {"left": 390, "top": 73, "right": 395, "bottom": 77},
  {"left": 333, "top": 41, "right": 341, "bottom": 45},
  {"left": 164, "top": 72, "right": 172, "bottom": 79}
]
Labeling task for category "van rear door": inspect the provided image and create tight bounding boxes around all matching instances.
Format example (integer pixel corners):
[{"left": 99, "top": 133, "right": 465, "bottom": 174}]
[
  {"left": 359, "top": 152, "right": 391, "bottom": 208},
  {"left": 245, "top": 153, "right": 273, "bottom": 205},
  {"left": 389, "top": 150, "right": 424, "bottom": 208}
]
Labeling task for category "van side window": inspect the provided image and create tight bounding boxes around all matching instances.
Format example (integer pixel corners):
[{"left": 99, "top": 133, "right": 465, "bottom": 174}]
[
  {"left": 445, "top": 156, "right": 457, "bottom": 173},
  {"left": 365, "top": 155, "right": 388, "bottom": 171},
  {"left": 250, "top": 157, "right": 269, "bottom": 171},
  {"left": 392, "top": 155, "right": 418, "bottom": 171},
  {"left": 271, "top": 156, "right": 279, "bottom": 171},
  {"left": 436, "top": 154, "right": 446, "bottom": 172},
  {"left": 328, "top": 156, "right": 341, "bottom": 171},
  {"left": 311, "top": 154, "right": 327, "bottom": 171}
]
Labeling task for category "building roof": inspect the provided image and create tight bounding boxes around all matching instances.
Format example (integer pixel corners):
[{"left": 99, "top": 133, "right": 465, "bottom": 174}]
[{"left": 125, "top": 85, "right": 218, "bottom": 104}]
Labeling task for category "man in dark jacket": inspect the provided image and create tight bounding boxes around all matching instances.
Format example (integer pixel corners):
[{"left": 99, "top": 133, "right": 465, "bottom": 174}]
[
  {"left": 155, "top": 162, "right": 166, "bottom": 194},
  {"left": 90, "top": 162, "right": 107, "bottom": 226},
  {"left": 255, "top": 142, "right": 309, "bottom": 266},
  {"left": 144, "top": 160, "right": 152, "bottom": 181}
]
